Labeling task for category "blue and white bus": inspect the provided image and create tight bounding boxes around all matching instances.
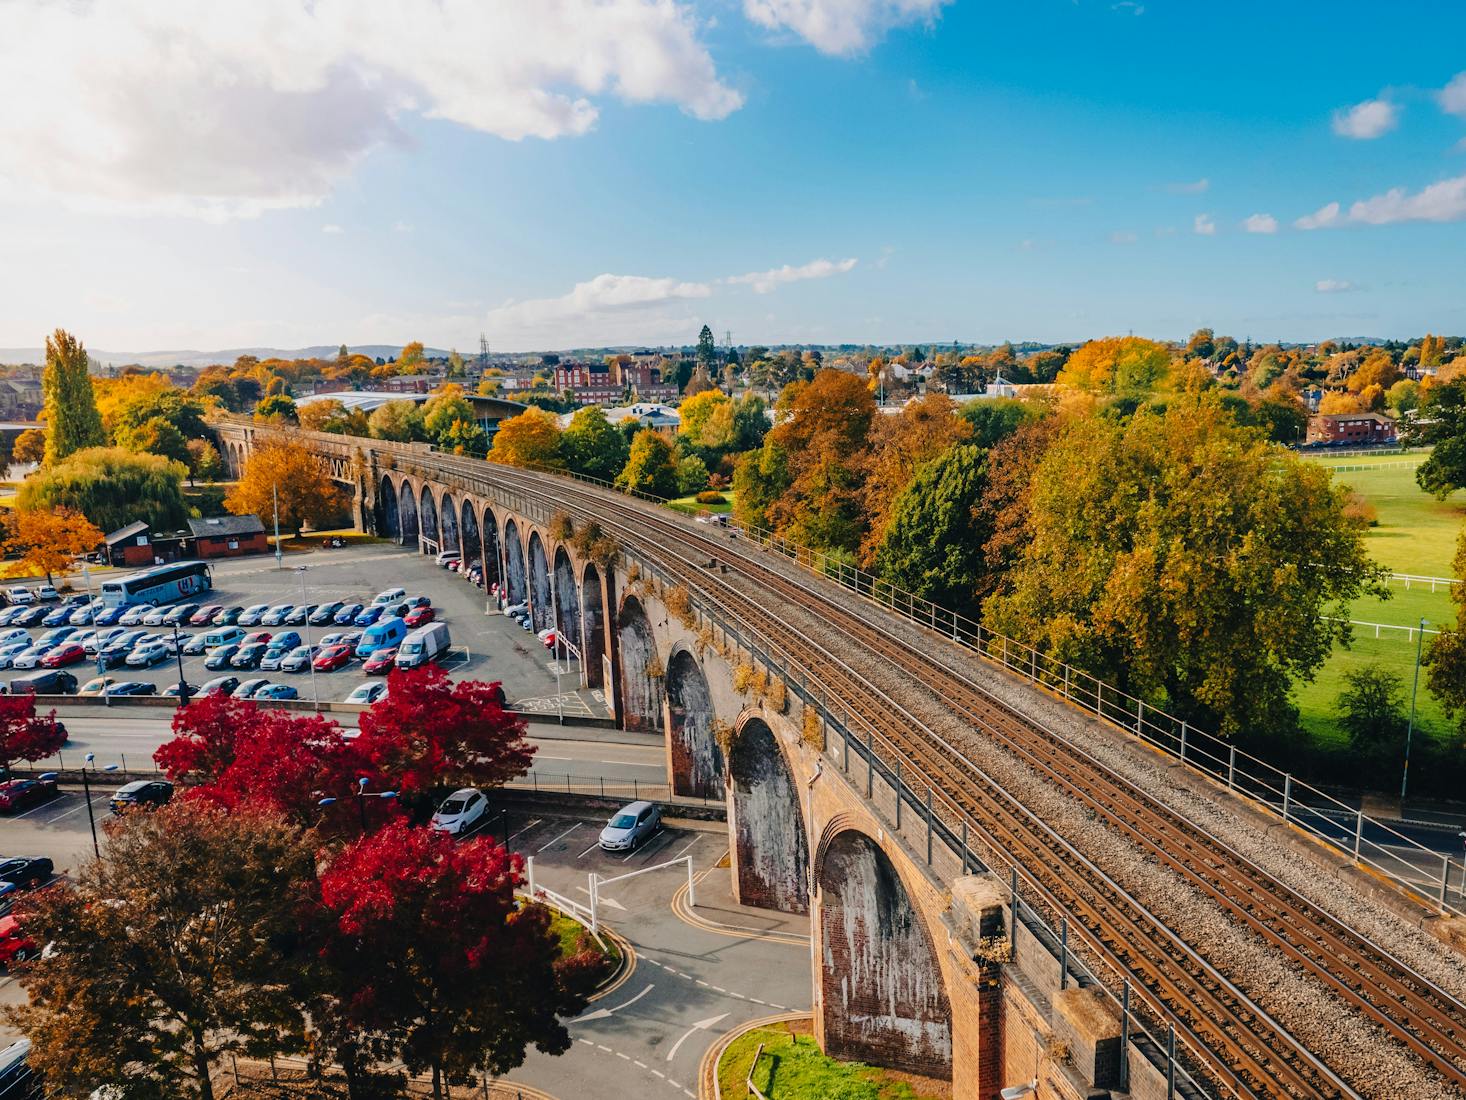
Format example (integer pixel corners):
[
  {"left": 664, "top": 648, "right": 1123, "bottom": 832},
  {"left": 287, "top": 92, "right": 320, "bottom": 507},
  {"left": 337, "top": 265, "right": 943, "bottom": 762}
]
[{"left": 99, "top": 561, "right": 213, "bottom": 608}]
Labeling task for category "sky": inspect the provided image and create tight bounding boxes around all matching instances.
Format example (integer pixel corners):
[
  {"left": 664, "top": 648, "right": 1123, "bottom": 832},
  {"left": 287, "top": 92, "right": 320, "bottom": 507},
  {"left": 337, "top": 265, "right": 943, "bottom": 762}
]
[{"left": 3, "top": 0, "right": 1466, "bottom": 354}]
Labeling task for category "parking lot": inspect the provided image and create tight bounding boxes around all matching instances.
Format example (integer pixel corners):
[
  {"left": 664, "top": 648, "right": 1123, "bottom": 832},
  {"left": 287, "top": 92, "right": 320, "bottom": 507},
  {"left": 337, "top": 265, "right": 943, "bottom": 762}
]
[{"left": 0, "top": 545, "right": 606, "bottom": 711}]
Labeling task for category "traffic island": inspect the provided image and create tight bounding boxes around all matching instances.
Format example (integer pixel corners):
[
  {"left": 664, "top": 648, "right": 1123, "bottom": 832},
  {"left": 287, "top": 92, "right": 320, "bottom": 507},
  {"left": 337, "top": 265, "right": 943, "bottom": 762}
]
[{"left": 707, "top": 1016, "right": 950, "bottom": 1100}]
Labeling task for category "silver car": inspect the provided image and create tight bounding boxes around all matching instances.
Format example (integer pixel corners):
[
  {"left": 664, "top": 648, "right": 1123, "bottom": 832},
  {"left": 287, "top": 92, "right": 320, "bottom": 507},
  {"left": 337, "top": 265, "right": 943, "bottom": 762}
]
[{"left": 599, "top": 801, "right": 661, "bottom": 852}]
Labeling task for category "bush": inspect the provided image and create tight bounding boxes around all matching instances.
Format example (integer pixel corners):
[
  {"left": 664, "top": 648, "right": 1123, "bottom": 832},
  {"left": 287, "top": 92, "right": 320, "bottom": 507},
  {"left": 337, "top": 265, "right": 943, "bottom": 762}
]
[{"left": 695, "top": 490, "right": 726, "bottom": 505}]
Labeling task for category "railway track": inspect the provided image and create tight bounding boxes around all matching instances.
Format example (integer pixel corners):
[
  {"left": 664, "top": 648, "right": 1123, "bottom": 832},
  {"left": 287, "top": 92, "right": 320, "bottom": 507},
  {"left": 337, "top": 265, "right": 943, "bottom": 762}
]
[{"left": 457, "top": 459, "right": 1466, "bottom": 1097}]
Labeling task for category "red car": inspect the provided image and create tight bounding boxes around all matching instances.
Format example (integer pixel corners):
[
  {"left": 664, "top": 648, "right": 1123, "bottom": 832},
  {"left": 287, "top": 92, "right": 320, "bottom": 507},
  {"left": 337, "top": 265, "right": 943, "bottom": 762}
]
[
  {"left": 0, "top": 916, "right": 36, "bottom": 968},
  {"left": 0, "top": 777, "right": 58, "bottom": 813},
  {"left": 40, "top": 642, "right": 86, "bottom": 668},
  {"left": 241, "top": 631, "right": 272, "bottom": 646},
  {"left": 189, "top": 605, "right": 222, "bottom": 626},
  {"left": 403, "top": 606, "right": 435, "bottom": 628},
  {"left": 313, "top": 644, "right": 353, "bottom": 671},
  {"left": 363, "top": 647, "right": 398, "bottom": 675}
]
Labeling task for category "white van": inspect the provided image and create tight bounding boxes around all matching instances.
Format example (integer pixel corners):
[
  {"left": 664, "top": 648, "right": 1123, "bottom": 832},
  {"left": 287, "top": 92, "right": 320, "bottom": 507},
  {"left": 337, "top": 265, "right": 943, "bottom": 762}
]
[
  {"left": 395, "top": 623, "right": 451, "bottom": 669},
  {"left": 371, "top": 587, "right": 407, "bottom": 606},
  {"left": 202, "top": 626, "right": 247, "bottom": 649}
]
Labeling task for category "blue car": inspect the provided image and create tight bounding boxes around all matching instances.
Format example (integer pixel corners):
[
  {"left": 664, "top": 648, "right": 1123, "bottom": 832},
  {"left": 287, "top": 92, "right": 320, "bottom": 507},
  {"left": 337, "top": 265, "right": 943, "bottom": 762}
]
[
  {"left": 333, "top": 603, "right": 364, "bottom": 625},
  {"left": 254, "top": 683, "right": 298, "bottom": 701},
  {"left": 353, "top": 605, "right": 384, "bottom": 628},
  {"left": 94, "top": 606, "right": 126, "bottom": 627},
  {"left": 41, "top": 607, "right": 72, "bottom": 628}
]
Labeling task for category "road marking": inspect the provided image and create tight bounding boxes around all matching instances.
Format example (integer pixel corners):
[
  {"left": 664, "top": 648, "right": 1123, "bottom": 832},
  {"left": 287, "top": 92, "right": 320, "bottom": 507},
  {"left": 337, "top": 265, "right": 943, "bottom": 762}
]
[
  {"left": 670, "top": 836, "right": 700, "bottom": 860},
  {"left": 640, "top": 957, "right": 791, "bottom": 1011},
  {"left": 505, "top": 817, "right": 542, "bottom": 843},
  {"left": 577, "top": 841, "right": 601, "bottom": 859},
  {"left": 537, "top": 822, "right": 580, "bottom": 852},
  {"left": 12, "top": 795, "right": 66, "bottom": 820},
  {"left": 574, "top": 885, "right": 626, "bottom": 911},
  {"left": 623, "top": 830, "right": 672, "bottom": 863},
  {"left": 575, "top": 982, "right": 654, "bottom": 1022},
  {"left": 48, "top": 794, "right": 110, "bottom": 822}
]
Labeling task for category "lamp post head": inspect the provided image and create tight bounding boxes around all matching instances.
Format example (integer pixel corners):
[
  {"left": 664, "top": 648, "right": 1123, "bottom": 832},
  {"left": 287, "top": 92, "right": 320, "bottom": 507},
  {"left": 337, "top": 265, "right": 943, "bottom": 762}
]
[
  {"left": 103, "top": 764, "right": 119, "bottom": 772},
  {"left": 380, "top": 791, "right": 398, "bottom": 800},
  {"left": 38, "top": 772, "right": 57, "bottom": 781},
  {"left": 318, "top": 797, "right": 337, "bottom": 807},
  {"left": 358, "top": 776, "right": 370, "bottom": 789},
  {"left": 84, "top": 752, "right": 95, "bottom": 764}
]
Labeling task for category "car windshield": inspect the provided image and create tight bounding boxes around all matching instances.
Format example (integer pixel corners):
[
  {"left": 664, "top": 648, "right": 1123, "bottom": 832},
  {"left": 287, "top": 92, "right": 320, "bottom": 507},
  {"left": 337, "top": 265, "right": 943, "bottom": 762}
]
[
  {"left": 438, "top": 799, "right": 466, "bottom": 815},
  {"left": 609, "top": 814, "right": 636, "bottom": 829}
]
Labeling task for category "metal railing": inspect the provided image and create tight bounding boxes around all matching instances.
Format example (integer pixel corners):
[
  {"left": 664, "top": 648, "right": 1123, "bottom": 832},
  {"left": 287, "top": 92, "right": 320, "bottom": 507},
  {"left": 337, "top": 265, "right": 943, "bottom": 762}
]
[
  {"left": 1384, "top": 571, "right": 1460, "bottom": 592},
  {"left": 1325, "top": 617, "right": 1443, "bottom": 641}
]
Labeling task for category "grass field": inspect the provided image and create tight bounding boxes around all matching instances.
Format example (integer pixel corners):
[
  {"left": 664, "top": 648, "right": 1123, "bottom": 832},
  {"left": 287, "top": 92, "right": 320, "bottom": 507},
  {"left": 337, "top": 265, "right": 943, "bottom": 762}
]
[
  {"left": 1298, "top": 455, "right": 1462, "bottom": 750},
  {"left": 717, "top": 1022, "right": 946, "bottom": 1100},
  {"left": 666, "top": 489, "right": 736, "bottom": 516}
]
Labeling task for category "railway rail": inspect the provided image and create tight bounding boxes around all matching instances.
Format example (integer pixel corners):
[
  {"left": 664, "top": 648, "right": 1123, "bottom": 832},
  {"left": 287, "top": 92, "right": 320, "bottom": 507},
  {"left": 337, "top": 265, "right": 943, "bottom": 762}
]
[{"left": 454, "top": 457, "right": 1466, "bottom": 1099}]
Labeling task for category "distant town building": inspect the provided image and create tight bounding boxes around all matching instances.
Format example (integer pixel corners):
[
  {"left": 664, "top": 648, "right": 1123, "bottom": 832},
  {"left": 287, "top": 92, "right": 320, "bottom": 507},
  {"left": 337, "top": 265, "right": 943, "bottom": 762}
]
[
  {"left": 1306, "top": 412, "right": 1399, "bottom": 446},
  {"left": 188, "top": 515, "right": 269, "bottom": 559},
  {"left": 603, "top": 403, "right": 681, "bottom": 434}
]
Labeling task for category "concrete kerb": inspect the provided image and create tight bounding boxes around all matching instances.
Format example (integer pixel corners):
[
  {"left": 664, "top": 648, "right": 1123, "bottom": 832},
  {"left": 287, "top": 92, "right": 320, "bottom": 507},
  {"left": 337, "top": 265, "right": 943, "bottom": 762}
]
[{"left": 699, "top": 1011, "right": 811, "bottom": 1100}]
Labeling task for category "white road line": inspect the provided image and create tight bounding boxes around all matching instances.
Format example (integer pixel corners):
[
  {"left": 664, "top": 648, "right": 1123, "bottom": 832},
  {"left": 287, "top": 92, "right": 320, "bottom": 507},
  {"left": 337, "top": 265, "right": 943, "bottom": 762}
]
[
  {"left": 12, "top": 796, "right": 66, "bottom": 820},
  {"left": 670, "top": 836, "right": 700, "bottom": 860},
  {"left": 624, "top": 830, "right": 673, "bottom": 863},
  {"left": 575, "top": 983, "right": 653, "bottom": 1022},
  {"left": 48, "top": 794, "right": 110, "bottom": 822},
  {"left": 536, "top": 822, "right": 580, "bottom": 852},
  {"left": 633, "top": 1061, "right": 647, "bottom": 1069},
  {"left": 577, "top": 841, "right": 601, "bottom": 859},
  {"left": 505, "top": 818, "right": 542, "bottom": 843},
  {"left": 615, "top": 1052, "right": 630, "bottom": 1061}
]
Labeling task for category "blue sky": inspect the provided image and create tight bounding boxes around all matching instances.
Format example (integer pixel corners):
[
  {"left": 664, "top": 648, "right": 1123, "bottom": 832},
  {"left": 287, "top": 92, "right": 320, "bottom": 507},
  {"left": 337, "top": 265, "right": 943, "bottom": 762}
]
[{"left": 2, "top": 0, "right": 1466, "bottom": 353}]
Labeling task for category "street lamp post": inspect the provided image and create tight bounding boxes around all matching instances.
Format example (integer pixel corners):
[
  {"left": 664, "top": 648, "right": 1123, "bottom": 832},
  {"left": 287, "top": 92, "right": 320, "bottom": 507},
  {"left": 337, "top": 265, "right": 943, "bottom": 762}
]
[
  {"left": 1400, "top": 617, "right": 1428, "bottom": 805},
  {"left": 294, "top": 566, "right": 320, "bottom": 710},
  {"left": 81, "top": 566, "right": 109, "bottom": 708},
  {"left": 272, "top": 482, "right": 284, "bottom": 570},
  {"left": 79, "top": 754, "right": 119, "bottom": 859},
  {"left": 170, "top": 623, "right": 189, "bottom": 706},
  {"left": 317, "top": 778, "right": 397, "bottom": 833}
]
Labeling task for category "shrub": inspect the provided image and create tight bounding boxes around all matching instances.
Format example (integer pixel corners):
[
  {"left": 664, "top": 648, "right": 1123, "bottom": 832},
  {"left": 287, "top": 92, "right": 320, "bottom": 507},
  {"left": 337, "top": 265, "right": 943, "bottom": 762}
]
[{"left": 695, "top": 490, "right": 726, "bottom": 505}]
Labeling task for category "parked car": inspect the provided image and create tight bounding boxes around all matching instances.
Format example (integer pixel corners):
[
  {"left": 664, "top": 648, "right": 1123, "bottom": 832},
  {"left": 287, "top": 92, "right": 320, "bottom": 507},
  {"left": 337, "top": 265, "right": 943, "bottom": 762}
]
[
  {"left": 83, "top": 627, "right": 126, "bottom": 653},
  {"left": 267, "top": 630, "right": 300, "bottom": 651},
  {"left": 0, "top": 608, "right": 24, "bottom": 627},
  {"left": 283, "top": 605, "right": 316, "bottom": 626},
  {"left": 254, "top": 682, "right": 298, "bottom": 701},
  {"left": 0, "top": 857, "right": 52, "bottom": 891},
  {"left": 189, "top": 605, "right": 223, "bottom": 626},
  {"left": 353, "top": 605, "right": 385, "bottom": 628},
  {"left": 237, "top": 604, "right": 271, "bottom": 627},
  {"left": 503, "top": 602, "right": 528, "bottom": 619},
  {"left": 232, "top": 678, "right": 271, "bottom": 699},
  {"left": 93, "top": 605, "right": 127, "bottom": 627},
  {"left": 78, "top": 676, "right": 117, "bottom": 696},
  {"left": 40, "top": 643, "right": 86, "bottom": 669},
  {"left": 65, "top": 606, "right": 95, "bottom": 628},
  {"left": 34, "top": 586, "right": 58, "bottom": 602},
  {"left": 125, "top": 640, "right": 171, "bottom": 668},
  {"left": 259, "top": 643, "right": 293, "bottom": 671},
  {"left": 403, "top": 594, "right": 432, "bottom": 609},
  {"left": 396, "top": 623, "right": 451, "bottom": 670},
  {"left": 430, "top": 787, "right": 488, "bottom": 836},
  {"left": 119, "top": 604, "right": 152, "bottom": 626},
  {"left": 0, "top": 644, "right": 28, "bottom": 670},
  {"left": 0, "top": 919, "right": 37, "bottom": 972},
  {"left": 279, "top": 644, "right": 318, "bottom": 673},
  {"left": 11, "top": 607, "right": 45, "bottom": 627},
  {"left": 260, "top": 604, "right": 294, "bottom": 627},
  {"left": 599, "top": 801, "right": 662, "bottom": 851},
  {"left": 8, "top": 670, "right": 77, "bottom": 695},
  {"left": 372, "top": 587, "right": 407, "bottom": 605},
  {"left": 362, "top": 647, "right": 397, "bottom": 675},
  {"left": 313, "top": 644, "right": 354, "bottom": 672},
  {"left": 199, "top": 675, "right": 241, "bottom": 697},
  {"left": 0, "top": 778, "right": 58, "bottom": 814},
  {"left": 4, "top": 629, "right": 39, "bottom": 648},
  {"left": 5, "top": 588, "right": 34, "bottom": 606},
  {"left": 230, "top": 643, "right": 270, "bottom": 670},
  {"left": 204, "top": 645, "right": 241, "bottom": 671},
  {"left": 241, "top": 630, "right": 273, "bottom": 647},
  {"left": 140, "top": 605, "right": 170, "bottom": 627},
  {"left": 40, "top": 606, "right": 72, "bottom": 629},
  {"left": 110, "top": 780, "right": 173, "bottom": 814},
  {"left": 163, "top": 603, "right": 200, "bottom": 627},
  {"left": 332, "top": 602, "right": 365, "bottom": 625},
  {"left": 182, "top": 633, "right": 212, "bottom": 656},
  {"left": 403, "top": 605, "right": 436, "bottom": 628},
  {"left": 309, "top": 601, "right": 344, "bottom": 625},
  {"left": 108, "top": 681, "right": 158, "bottom": 697},
  {"left": 356, "top": 616, "right": 405, "bottom": 657},
  {"left": 212, "top": 606, "right": 244, "bottom": 625},
  {"left": 345, "top": 681, "right": 387, "bottom": 705},
  {"left": 162, "top": 682, "right": 197, "bottom": 699},
  {"left": 9, "top": 645, "right": 54, "bottom": 671}
]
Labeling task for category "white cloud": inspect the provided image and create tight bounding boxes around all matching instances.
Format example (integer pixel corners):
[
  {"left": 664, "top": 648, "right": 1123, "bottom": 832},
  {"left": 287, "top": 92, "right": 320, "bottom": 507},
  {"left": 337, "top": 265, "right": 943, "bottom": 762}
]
[
  {"left": 727, "top": 257, "right": 858, "bottom": 293},
  {"left": 1109, "top": 231, "right": 1138, "bottom": 245},
  {"left": 485, "top": 273, "right": 712, "bottom": 350},
  {"left": 1193, "top": 213, "right": 1216, "bottom": 236},
  {"left": 1297, "top": 175, "right": 1466, "bottom": 229},
  {"left": 1295, "top": 201, "right": 1342, "bottom": 230},
  {"left": 392, "top": 221, "right": 414, "bottom": 234},
  {"left": 1315, "top": 280, "right": 1357, "bottom": 294},
  {"left": 742, "top": 0, "right": 951, "bottom": 56},
  {"left": 1439, "top": 72, "right": 1466, "bottom": 117},
  {"left": 1111, "top": 1, "right": 1145, "bottom": 13},
  {"left": 0, "top": 0, "right": 741, "bottom": 220},
  {"left": 1241, "top": 213, "right": 1278, "bottom": 234},
  {"left": 1165, "top": 178, "right": 1208, "bottom": 194},
  {"left": 321, "top": 223, "right": 344, "bottom": 234},
  {"left": 1331, "top": 98, "right": 1398, "bottom": 140}
]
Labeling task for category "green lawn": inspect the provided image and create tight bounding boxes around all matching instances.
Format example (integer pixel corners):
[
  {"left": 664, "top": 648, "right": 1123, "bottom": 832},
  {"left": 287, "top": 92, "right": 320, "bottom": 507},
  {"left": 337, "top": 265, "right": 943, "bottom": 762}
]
[
  {"left": 667, "top": 489, "right": 736, "bottom": 516},
  {"left": 547, "top": 911, "right": 620, "bottom": 969},
  {"left": 718, "top": 1025, "right": 945, "bottom": 1100},
  {"left": 1297, "top": 456, "right": 1462, "bottom": 751}
]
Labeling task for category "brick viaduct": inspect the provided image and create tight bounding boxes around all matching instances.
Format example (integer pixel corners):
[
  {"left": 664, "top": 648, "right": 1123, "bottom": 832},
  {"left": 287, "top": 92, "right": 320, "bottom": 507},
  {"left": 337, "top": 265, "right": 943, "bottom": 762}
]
[{"left": 214, "top": 420, "right": 1186, "bottom": 1100}]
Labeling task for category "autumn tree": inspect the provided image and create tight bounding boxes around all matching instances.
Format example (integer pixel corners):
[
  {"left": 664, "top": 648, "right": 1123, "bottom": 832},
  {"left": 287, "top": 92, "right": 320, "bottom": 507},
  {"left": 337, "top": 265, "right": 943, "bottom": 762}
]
[
  {"left": 489, "top": 406, "right": 564, "bottom": 469},
  {"left": 562, "top": 406, "right": 629, "bottom": 482},
  {"left": 299, "top": 399, "right": 370, "bottom": 436},
  {"left": 12, "top": 428, "right": 44, "bottom": 466},
  {"left": 678, "top": 390, "right": 732, "bottom": 450},
  {"left": 253, "top": 393, "right": 298, "bottom": 424},
  {"left": 875, "top": 444, "right": 989, "bottom": 617},
  {"left": 226, "top": 437, "right": 345, "bottom": 537},
  {"left": 985, "top": 395, "right": 1384, "bottom": 742},
  {"left": 977, "top": 416, "right": 1063, "bottom": 599},
  {"left": 1424, "top": 524, "right": 1466, "bottom": 734},
  {"left": 2, "top": 507, "right": 102, "bottom": 584},
  {"left": 859, "top": 393, "right": 970, "bottom": 564},
  {"left": 1057, "top": 336, "right": 1174, "bottom": 397},
  {"left": 312, "top": 822, "right": 590, "bottom": 1100},
  {"left": 398, "top": 340, "right": 426, "bottom": 368},
  {"left": 368, "top": 399, "right": 426, "bottom": 442},
  {"left": 186, "top": 438, "right": 226, "bottom": 482},
  {"left": 438, "top": 417, "right": 489, "bottom": 456},
  {"left": 5, "top": 803, "right": 316, "bottom": 1100},
  {"left": 615, "top": 428, "right": 679, "bottom": 498},
  {"left": 959, "top": 397, "right": 1048, "bottom": 449},
  {"left": 17, "top": 446, "right": 188, "bottom": 532},
  {"left": 0, "top": 694, "right": 66, "bottom": 778},
  {"left": 356, "top": 665, "right": 533, "bottom": 806},
  {"left": 40, "top": 328, "right": 105, "bottom": 464},
  {"left": 422, "top": 389, "right": 476, "bottom": 444}
]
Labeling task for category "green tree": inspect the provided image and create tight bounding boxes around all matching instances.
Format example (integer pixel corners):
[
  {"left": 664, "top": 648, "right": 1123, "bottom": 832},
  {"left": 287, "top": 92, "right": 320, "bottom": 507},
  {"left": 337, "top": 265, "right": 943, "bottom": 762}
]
[
  {"left": 562, "top": 406, "right": 629, "bottom": 482},
  {"left": 695, "top": 324, "right": 717, "bottom": 377},
  {"left": 439, "top": 417, "right": 489, "bottom": 457},
  {"left": 1424, "top": 524, "right": 1466, "bottom": 733},
  {"left": 40, "top": 328, "right": 105, "bottom": 465},
  {"left": 675, "top": 453, "right": 709, "bottom": 495},
  {"left": 1412, "top": 379, "right": 1466, "bottom": 498},
  {"left": 874, "top": 444, "right": 989, "bottom": 617},
  {"left": 5, "top": 803, "right": 315, "bottom": 1100},
  {"left": 958, "top": 397, "right": 1046, "bottom": 450},
  {"left": 732, "top": 441, "right": 791, "bottom": 532},
  {"left": 368, "top": 399, "right": 426, "bottom": 442},
  {"left": 114, "top": 415, "right": 191, "bottom": 464},
  {"left": 17, "top": 447, "right": 188, "bottom": 533},
  {"left": 1335, "top": 663, "right": 1409, "bottom": 764},
  {"left": 253, "top": 393, "right": 298, "bottom": 423},
  {"left": 616, "top": 429, "right": 678, "bottom": 498},
  {"left": 187, "top": 439, "right": 226, "bottom": 483},
  {"left": 422, "top": 392, "right": 476, "bottom": 444},
  {"left": 731, "top": 392, "right": 769, "bottom": 452},
  {"left": 984, "top": 394, "right": 1384, "bottom": 742}
]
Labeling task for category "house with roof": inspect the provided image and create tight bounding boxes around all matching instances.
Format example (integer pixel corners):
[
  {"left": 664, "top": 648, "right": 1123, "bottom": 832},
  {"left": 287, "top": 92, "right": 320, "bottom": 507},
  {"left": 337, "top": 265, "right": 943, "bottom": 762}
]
[
  {"left": 102, "top": 520, "right": 154, "bottom": 567},
  {"left": 187, "top": 515, "right": 269, "bottom": 559}
]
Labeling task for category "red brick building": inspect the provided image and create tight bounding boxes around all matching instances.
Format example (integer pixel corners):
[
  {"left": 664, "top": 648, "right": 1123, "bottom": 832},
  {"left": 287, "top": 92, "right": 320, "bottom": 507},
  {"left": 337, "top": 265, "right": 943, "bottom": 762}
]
[
  {"left": 188, "top": 515, "right": 269, "bottom": 559},
  {"left": 102, "top": 521, "right": 154, "bottom": 567},
  {"left": 1306, "top": 412, "right": 1399, "bottom": 446}
]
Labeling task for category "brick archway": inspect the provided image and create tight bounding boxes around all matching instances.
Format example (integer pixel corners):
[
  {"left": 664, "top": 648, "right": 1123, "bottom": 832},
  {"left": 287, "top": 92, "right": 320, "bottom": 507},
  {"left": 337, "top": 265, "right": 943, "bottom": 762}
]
[
  {"left": 730, "top": 715, "right": 808, "bottom": 914},
  {"left": 665, "top": 647, "right": 724, "bottom": 799}
]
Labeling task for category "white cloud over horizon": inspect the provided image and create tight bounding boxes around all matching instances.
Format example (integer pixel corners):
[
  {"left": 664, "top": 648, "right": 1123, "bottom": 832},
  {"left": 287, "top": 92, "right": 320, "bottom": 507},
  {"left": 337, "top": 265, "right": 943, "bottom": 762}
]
[
  {"left": 1242, "top": 213, "right": 1278, "bottom": 234},
  {"left": 1297, "top": 174, "right": 1466, "bottom": 229},
  {"left": 0, "top": 0, "right": 741, "bottom": 220},
  {"left": 1193, "top": 213, "right": 1216, "bottom": 236},
  {"left": 742, "top": 0, "right": 950, "bottom": 55},
  {"left": 1315, "top": 279, "right": 1357, "bottom": 293},
  {"left": 1331, "top": 97, "right": 1398, "bottom": 140},
  {"left": 727, "top": 256, "right": 859, "bottom": 293},
  {"left": 1439, "top": 72, "right": 1466, "bottom": 117}
]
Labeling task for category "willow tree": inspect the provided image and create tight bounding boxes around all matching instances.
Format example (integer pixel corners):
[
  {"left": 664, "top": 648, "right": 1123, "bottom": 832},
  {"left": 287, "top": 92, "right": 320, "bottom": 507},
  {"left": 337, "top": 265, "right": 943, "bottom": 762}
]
[{"left": 41, "top": 329, "right": 105, "bottom": 465}]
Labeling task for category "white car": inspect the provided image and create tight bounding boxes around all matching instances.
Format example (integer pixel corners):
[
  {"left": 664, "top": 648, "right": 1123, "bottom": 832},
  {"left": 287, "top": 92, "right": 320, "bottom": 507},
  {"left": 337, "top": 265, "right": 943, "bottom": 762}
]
[
  {"left": 126, "top": 640, "right": 170, "bottom": 667},
  {"left": 5, "top": 587, "right": 34, "bottom": 606},
  {"left": 280, "top": 644, "right": 318, "bottom": 673},
  {"left": 371, "top": 587, "right": 407, "bottom": 606},
  {"left": 36, "top": 586, "right": 59, "bottom": 602},
  {"left": 0, "top": 642, "right": 32, "bottom": 669},
  {"left": 82, "top": 628, "right": 126, "bottom": 654},
  {"left": 435, "top": 551, "right": 461, "bottom": 568},
  {"left": 10, "top": 644, "right": 54, "bottom": 670},
  {"left": 430, "top": 788, "right": 488, "bottom": 836},
  {"left": 0, "top": 629, "right": 30, "bottom": 648},
  {"left": 140, "top": 606, "right": 170, "bottom": 627},
  {"left": 344, "top": 681, "right": 387, "bottom": 706}
]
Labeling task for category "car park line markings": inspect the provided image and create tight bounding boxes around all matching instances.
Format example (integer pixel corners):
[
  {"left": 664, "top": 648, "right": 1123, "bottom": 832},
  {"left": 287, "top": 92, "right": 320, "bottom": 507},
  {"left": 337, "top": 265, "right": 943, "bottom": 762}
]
[
  {"left": 670, "top": 836, "right": 699, "bottom": 861},
  {"left": 577, "top": 840, "right": 602, "bottom": 859},
  {"left": 622, "top": 829, "right": 673, "bottom": 863},
  {"left": 536, "top": 822, "right": 580, "bottom": 852},
  {"left": 504, "top": 818, "right": 542, "bottom": 843},
  {"left": 11, "top": 795, "right": 66, "bottom": 820},
  {"left": 46, "top": 793, "right": 111, "bottom": 822}
]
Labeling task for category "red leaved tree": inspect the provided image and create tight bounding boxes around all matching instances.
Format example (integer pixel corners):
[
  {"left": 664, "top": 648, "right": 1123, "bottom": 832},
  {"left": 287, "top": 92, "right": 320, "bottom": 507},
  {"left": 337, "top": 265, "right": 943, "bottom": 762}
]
[
  {"left": 155, "top": 696, "right": 381, "bottom": 828},
  {"left": 0, "top": 695, "right": 67, "bottom": 779},
  {"left": 357, "top": 666, "right": 533, "bottom": 803},
  {"left": 310, "top": 821, "right": 587, "bottom": 1100}
]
